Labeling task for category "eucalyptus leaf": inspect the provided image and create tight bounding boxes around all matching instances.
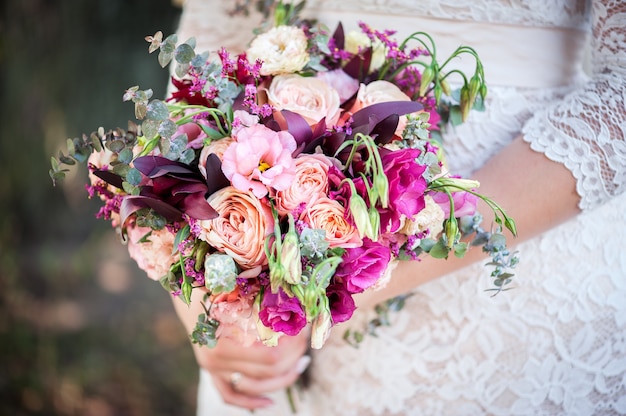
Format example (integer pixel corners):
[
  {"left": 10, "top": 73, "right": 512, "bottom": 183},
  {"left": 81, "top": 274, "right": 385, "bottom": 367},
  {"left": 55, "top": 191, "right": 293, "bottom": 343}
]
[
  {"left": 126, "top": 167, "right": 142, "bottom": 186},
  {"left": 135, "top": 102, "right": 147, "bottom": 120},
  {"left": 175, "top": 43, "right": 195, "bottom": 64},
  {"left": 179, "top": 148, "right": 196, "bottom": 165},
  {"left": 158, "top": 119, "right": 178, "bottom": 139},
  {"left": 146, "top": 100, "right": 169, "bottom": 121},
  {"left": 107, "top": 139, "right": 125, "bottom": 153},
  {"left": 118, "top": 147, "right": 133, "bottom": 164},
  {"left": 142, "top": 119, "right": 160, "bottom": 139},
  {"left": 158, "top": 51, "right": 173, "bottom": 68}
]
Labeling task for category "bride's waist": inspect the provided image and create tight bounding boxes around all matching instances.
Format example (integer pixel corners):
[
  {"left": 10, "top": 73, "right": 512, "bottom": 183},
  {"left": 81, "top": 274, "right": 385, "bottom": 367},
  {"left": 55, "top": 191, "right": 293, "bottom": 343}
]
[{"left": 306, "top": 10, "right": 588, "bottom": 89}]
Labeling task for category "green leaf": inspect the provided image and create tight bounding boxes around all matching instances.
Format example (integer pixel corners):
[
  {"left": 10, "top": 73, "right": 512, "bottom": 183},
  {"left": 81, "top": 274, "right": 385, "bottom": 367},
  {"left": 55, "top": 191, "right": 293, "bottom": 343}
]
[
  {"left": 90, "top": 133, "right": 103, "bottom": 152},
  {"left": 118, "top": 147, "right": 133, "bottom": 164},
  {"left": 173, "top": 224, "right": 191, "bottom": 255},
  {"left": 126, "top": 167, "right": 142, "bottom": 186},
  {"left": 179, "top": 148, "right": 196, "bottom": 165},
  {"left": 142, "top": 120, "right": 160, "bottom": 140},
  {"left": 428, "top": 241, "right": 450, "bottom": 259},
  {"left": 146, "top": 100, "right": 169, "bottom": 121},
  {"left": 449, "top": 105, "right": 463, "bottom": 126},
  {"left": 107, "top": 139, "right": 125, "bottom": 153},
  {"left": 135, "top": 102, "right": 147, "bottom": 120},
  {"left": 158, "top": 119, "right": 177, "bottom": 139},
  {"left": 174, "top": 43, "right": 195, "bottom": 64},
  {"left": 158, "top": 50, "right": 173, "bottom": 68}
]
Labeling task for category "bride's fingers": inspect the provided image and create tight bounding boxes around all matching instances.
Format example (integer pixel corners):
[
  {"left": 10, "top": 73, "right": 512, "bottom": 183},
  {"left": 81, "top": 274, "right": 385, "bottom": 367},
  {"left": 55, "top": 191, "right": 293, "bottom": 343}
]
[
  {"left": 217, "top": 355, "right": 310, "bottom": 398},
  {"left": 211, "top": 374, "right": 274, "bottom": 410}
]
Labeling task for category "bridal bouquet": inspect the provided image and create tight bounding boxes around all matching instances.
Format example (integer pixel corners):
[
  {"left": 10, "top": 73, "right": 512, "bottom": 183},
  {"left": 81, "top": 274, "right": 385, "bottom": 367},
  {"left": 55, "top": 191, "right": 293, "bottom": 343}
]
[{"left": 50, "top": 1, "right": 517, "bottom": 350}]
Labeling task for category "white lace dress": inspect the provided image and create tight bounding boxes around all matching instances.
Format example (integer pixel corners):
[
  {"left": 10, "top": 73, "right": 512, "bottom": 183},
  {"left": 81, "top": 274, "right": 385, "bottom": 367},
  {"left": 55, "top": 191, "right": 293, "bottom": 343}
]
[{"left": 175, "top": 1, "right": 626, "bottom": 414}]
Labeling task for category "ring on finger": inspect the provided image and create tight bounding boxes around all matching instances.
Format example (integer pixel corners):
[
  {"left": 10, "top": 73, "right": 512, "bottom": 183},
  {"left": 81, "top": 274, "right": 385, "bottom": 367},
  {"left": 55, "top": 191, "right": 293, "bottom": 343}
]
[{"left": 229, "top": 371, "right": 243, "bottom": 391}]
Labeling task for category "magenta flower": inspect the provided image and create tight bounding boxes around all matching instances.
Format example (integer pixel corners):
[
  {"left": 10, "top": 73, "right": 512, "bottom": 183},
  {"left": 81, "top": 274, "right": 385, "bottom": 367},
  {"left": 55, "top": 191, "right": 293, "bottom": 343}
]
[
  {"left": 258, "top": 287, "right": 307, "bottom": 336},
  {"left": 222, "top": 124, "right": 297, "bottom": 198},
  {"left": 335, "top": 238, "right": 391, "bottom": 294},
  {"left": 379, "top": 148, "right": 428, "bottom": 232},
  {"left": 326, "top": 281, "right": 356, "bottom": 323}
]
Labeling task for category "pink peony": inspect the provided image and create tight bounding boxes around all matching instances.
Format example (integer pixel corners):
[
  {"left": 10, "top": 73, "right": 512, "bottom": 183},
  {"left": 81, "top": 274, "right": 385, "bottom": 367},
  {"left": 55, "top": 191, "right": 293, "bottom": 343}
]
[
  {"left": 221, "top": 124, "right": 297, "bottom": 198},
  {"left": 258, "top": 288, "right": 307, "bottom": 336},
  {"left": 198, "top": 186, "right": 274, "bottom": 269},
  {"left": 126, "top": 225, "right": 177, "bottom": 281},
  {"left": 379, "top": 148, "right": 428, "bottom": 233}
]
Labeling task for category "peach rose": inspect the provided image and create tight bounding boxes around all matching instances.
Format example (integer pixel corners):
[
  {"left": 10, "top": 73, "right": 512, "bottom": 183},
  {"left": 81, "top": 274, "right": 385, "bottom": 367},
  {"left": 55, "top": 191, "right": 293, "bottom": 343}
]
[
  {"left": 126, "top": 225, "right": 176, "bottom": 281},
  {"left": 273, "top": 153, "right": 334, "bottom": 215},
  {"left": 210, "top": 287, "right": 260, "bottom": 347},
  {"left": 301, "top": 196, "right": 362, "bottom": 248},
  {"left": 198, "top": 137, "right": 234, "bottom": 179},
  {"left": 266, "top": 74, "right": 341, "bottom": 127},
  {"left": 198, "top": 186, "right": 274, "bottom": 269},
  {"left": 351, "top": 80, "right": 413, "bottom": 136}
]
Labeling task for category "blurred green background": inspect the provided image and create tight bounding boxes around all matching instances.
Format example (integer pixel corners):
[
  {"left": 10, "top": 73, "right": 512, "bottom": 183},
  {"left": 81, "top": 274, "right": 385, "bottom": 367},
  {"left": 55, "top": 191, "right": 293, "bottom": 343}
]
[{"left": 0, "top": 1, "right": 203, "bottom": 414}]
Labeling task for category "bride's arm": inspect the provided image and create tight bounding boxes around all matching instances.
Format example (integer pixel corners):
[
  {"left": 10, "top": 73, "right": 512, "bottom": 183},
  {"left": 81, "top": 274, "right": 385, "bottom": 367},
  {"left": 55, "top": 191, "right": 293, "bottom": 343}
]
[
  {"left": 358, "top": 0, "right": 626, "bottom": 308},
  {"left": 356, "top": 134, "right": 581, "bottom": 308}
]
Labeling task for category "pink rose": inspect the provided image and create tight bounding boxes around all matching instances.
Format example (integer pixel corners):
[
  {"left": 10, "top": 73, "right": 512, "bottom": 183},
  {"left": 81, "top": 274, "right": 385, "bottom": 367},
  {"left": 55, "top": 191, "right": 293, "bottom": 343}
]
[
  {"left": 221, "top": 124, "right": 297, "bottom": 198},
  {"left": 198, "top": 137, "right": 234, "bottom": 179},
  {"left": 379, "top": 148, "right": 428, "bottom": 233},
  {"left": 198, "top": 186, "right": 274, "bottom": 269},
  {"left": 334, "top": 238, "right": 392, "bottom": 294},
  {"left": 266, "top": 74, "right": 342, "bottom": 127},
  {"left": 301, "top": 196, "right": 362, "bottom": 248},
  {"left": 126, "top": 225, "right": 176, "bottom": 281},
  {"left": 316, "top": 69, "right": 360, "bottom": 103},
  {"left": 273, "top": 153, "right": 334, "bottom": 215}
]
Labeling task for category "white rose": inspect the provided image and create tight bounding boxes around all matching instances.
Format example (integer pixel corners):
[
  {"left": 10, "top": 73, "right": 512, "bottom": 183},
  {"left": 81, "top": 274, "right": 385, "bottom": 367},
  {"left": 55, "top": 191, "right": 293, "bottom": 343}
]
[
  {"left": 267, "top": 74, "right": 341, "bottom": 127},
  {"left": 247, "top": 26, "right": 310, "bottom": 76},
  {"left": 345, "top": 30, "right": 387, "bottom": 72}
]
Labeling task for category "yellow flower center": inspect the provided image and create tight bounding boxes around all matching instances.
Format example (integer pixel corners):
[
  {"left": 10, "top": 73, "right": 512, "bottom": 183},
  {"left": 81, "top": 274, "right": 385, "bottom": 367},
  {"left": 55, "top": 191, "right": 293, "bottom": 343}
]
[{"left": 258, "top": 161, "right": 271, "bottom": 172}]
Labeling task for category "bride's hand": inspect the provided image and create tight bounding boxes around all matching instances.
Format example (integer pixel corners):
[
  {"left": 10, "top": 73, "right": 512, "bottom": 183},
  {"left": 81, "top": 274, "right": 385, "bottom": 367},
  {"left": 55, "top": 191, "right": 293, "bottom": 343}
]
[{"left": 193, "top": 331, "right": 311, "bottom": 410}]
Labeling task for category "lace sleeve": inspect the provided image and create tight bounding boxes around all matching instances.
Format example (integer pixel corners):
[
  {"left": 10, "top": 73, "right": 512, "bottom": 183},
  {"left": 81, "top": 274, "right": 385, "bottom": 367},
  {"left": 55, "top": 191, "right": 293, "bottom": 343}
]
[{"left": 522, "top": 0, "right": 626, "bottom": 211}]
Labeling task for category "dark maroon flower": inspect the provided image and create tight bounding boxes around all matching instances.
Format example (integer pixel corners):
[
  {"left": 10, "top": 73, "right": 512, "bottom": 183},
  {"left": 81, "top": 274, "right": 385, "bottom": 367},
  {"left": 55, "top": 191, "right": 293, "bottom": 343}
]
[
  {"left": 258, "top": 288, "right": 307, "bottom": 336},
  {"left": 335, "top": 238, "right": 391, "bottom": 294},
  {"left": 167, "top": 77, "right": 212, "bottom": 107},
  {"left": 379, "top": 148, "right": 428, "bottom": 232}
]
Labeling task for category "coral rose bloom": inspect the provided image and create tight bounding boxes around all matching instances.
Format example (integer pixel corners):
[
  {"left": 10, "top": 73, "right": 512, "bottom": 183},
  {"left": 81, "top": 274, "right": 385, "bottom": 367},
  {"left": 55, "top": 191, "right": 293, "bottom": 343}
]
[
  {"left": 266, "top": 74, "right": 341, "bottom": 127},
  {"left": 301, "top": 196, "right": 362, "bottom": 248},
  {"left": 126, "top": 225, "right": 176, "bottom": 281},
  {"left": 221, "top": 124, "right": 297, "bottom": 198},
  {"left": 198, "top": 186, "right": 274, "bottom": 269},
  {"left": 273, "top": 153, "right": 334, "bottom": 215}
]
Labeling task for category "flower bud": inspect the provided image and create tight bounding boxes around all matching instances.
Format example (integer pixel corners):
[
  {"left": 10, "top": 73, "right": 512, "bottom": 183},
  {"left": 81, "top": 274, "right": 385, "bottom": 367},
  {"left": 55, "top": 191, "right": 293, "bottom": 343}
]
[
  {"left": 460, "top": 85, "right": 471, "bottom": 122},
  {"left": 504, "top": 216, "right": 518, "bottom": 237},
  {"left": 468, "top": 74, "right": 481, "bottom": 104},
  {"left": 349, "top": 193, "right": 373, "bottom": 239},
  {"left": 444, "top": 218, "right": 459, "bottom": 249},
  {"left": 373, "top": 170, "right": 389, "bottom": 208},
  {"left": 280, "top": 215, "right": 303, "bottom": 285},
  {"left": 419, "top": 66, "right": 435, "bottom": 97},
  {"left": 310, "top": 307, "right": 332, "bottom": 349}
]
